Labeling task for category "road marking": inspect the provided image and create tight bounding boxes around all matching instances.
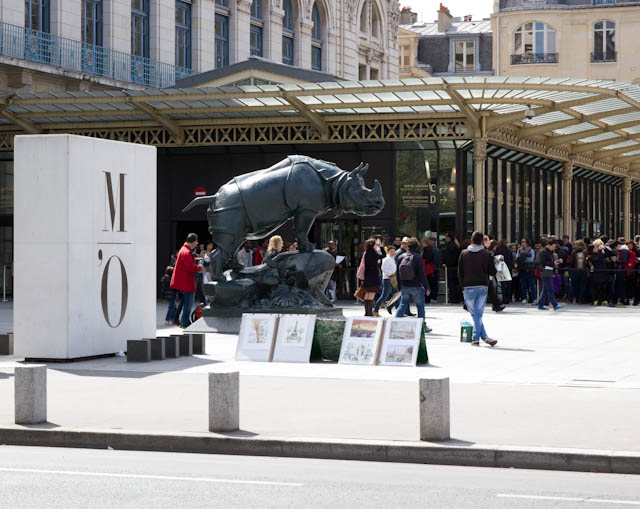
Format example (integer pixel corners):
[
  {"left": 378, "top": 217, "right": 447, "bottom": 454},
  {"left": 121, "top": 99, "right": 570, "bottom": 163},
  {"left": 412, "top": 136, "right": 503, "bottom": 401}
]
[
  {"left": 0, "top": 467, "right": 303, "bottom": 487},
  {"left": 497, "top": 494, "right": 640, "bottom": 505}
]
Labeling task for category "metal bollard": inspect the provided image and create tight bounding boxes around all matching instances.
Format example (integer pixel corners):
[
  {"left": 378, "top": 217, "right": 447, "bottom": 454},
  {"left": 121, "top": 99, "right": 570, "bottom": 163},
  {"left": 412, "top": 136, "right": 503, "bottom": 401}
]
[
  {"left": 208, "top": 371, "right": 239, "bottom": 432},
  {"left": 419, "top": 377, "right": 450, "bottom": 441},
  {"left": 15, "top": 365, "right": 47, "bottom": 424}
]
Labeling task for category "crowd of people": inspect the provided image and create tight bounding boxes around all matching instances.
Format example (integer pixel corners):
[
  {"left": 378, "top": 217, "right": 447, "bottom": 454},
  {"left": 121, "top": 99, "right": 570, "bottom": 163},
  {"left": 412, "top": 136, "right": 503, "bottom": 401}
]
[{"left": 161, "top": 230, "right": 640, "bottom": 330}]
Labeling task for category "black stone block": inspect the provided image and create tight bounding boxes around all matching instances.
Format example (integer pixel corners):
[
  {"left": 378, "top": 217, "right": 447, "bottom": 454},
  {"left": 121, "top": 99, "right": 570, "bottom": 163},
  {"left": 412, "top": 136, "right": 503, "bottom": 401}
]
[
  {"left": 179, "top": 335, "right": 193, "bottom": 356},
  {"left": 165, "top": 336, "right": 180, "bottom": 358},
  {"left": 127, "top": 339, "right": 151, "bottom": 362},
  {"left": 0, "top": 333, "right": 12, "bottom": 356},
  {"left": 190, "top": 333, "right": 205, "bottom": 355},
  {"left": 150, "top": 337, "right": 166, "bottom": 360}
]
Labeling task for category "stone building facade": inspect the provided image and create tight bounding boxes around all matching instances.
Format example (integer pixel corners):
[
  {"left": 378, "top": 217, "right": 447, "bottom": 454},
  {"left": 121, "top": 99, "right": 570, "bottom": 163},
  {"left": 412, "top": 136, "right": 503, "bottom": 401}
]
[
  {"left": 492, "top": 0, "right": 640, "bottom": 83},
  {"left": 0, "top": 0, "right": 400, "bottom": 92}
]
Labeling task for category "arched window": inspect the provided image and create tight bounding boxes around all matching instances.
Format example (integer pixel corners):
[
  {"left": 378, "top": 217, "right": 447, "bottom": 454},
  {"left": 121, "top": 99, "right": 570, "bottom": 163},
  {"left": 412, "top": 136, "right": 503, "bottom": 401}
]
[
  {"left": 250, "top": 0, "right": 264, "bottom": 57},
  {"left": 282, "top": 0, "right": 294, "bottom": 65},
  {"left": 512, "top": 22, "right": 557, "bottom": 64},
  {"left": 360, "top": 3, "right": 367, "bottom": 33},
  {"left": 593, "top": 21, "right": 615, "bottom": 62},
  {"left": 371, "top": 1, "right": 380, "bottom": 39},
  {"left": 311, "top": 2, "right": 322, "bottom": 70}
]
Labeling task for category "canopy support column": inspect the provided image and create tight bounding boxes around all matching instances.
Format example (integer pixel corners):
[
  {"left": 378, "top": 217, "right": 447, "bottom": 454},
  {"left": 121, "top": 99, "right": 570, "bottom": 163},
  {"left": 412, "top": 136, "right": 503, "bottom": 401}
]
[
  {"left": 473, "top": 137, "right": 487, "bottom": 233},
  {"left": 624, "top": 176, "right": 632, "bottom": 240},
  {"left": 562, "top": 160, "right": 574, "bottom": 239}
]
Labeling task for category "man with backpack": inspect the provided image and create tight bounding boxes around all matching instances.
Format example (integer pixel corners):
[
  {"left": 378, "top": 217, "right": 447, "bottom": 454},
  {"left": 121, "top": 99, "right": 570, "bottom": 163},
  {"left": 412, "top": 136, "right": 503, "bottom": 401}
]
[
  {"left": 458, "top": 231, "right": 498, "bottom": 347},
  {"left": 395, "top": 237, "right": 432, "bottom": 333}
]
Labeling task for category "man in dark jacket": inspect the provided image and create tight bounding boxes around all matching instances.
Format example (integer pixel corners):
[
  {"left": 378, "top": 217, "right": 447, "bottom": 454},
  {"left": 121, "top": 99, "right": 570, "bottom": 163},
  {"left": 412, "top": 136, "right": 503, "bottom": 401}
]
[
  {"left": 395, "top": 238, "right": 432, "bottom": 332},
  {"left": 442, "top": 232, "right": 461, "bottom": 303},
  {"left": 458, "top": 231, "right": 497, "bottom": 347},
  {"left": 536, "top": 238, "right": 563, "bottom": 311}
]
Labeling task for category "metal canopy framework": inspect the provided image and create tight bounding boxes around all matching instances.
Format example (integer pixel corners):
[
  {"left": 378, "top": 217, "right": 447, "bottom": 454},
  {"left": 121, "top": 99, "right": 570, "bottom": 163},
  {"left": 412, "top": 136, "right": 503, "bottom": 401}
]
[{"left": 2, "top": 76, "right": 640, "bottom": 180}]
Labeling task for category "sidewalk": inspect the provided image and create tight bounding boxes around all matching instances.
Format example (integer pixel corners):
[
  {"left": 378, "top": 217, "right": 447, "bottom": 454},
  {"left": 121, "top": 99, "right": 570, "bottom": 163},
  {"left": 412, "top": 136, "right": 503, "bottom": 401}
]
[{"left": 1, "top": 300, "right": 640, "bottom": 468}]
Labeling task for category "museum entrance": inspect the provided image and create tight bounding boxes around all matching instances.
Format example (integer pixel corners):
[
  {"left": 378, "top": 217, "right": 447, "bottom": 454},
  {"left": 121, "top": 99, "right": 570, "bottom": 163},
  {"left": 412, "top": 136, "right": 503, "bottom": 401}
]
[{"left": 311, "top": 219, "right": 359, "bottom": 300}]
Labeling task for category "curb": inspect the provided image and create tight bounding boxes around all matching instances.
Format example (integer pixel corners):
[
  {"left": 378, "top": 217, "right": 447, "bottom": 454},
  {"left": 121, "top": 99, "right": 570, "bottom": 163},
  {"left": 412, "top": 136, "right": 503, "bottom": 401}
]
[{"left": 1, "top": 426, "right": 639, "bottom": 475}]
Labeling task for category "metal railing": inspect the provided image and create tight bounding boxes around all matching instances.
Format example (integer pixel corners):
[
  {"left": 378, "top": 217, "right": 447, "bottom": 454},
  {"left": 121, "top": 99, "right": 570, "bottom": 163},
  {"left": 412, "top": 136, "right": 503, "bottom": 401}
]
[
  {"left": 511, "top": 53, "right": 558, "bottom": 65},
  {"left": 591, "top": 51, "right": 617, "bottom": 63},
  {"left": 0, "top": 22, "right": 192, "bottom": 88}
]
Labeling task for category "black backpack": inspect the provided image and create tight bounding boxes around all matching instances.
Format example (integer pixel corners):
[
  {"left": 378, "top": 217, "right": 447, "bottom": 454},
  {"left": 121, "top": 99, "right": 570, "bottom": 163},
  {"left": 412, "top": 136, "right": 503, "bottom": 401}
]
[{"left": 399, "top": 253, "right": 416, "bottom": 281}]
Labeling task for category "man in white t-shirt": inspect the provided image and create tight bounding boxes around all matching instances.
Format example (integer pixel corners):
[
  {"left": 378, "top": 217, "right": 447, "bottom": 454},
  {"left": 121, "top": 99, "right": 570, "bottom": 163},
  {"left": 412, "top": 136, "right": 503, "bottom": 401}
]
[{"left": 373, "top": 246, "right": 398, "bottom": 317}]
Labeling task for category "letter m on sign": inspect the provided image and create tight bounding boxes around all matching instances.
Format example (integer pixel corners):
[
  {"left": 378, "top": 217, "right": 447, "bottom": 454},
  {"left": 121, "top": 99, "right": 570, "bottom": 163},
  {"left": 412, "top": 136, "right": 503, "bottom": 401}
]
[{"left": 103, "top": 172, "right": 126, "bottom": 232}]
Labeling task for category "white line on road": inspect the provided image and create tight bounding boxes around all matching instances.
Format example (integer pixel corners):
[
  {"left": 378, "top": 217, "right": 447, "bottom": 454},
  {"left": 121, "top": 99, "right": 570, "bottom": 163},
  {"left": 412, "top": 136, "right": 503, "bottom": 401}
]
[
  {"left": 497, "top": 494, "right": 640, "bottom": 505},
  {"left": 0, "top": 467, "right": 303, "bottom": 487}
]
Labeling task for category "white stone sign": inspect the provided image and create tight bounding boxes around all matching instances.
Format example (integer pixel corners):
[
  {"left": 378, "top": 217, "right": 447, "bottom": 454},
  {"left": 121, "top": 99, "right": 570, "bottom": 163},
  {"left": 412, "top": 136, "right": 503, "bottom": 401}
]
[{"left": 14, "top": 135, "right": 156, "bottom": 360}]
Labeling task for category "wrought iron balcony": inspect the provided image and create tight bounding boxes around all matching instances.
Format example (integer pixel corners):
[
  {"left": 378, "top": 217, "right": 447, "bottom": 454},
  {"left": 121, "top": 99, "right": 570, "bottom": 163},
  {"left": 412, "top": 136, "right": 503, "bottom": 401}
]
[
  {"left": 511, "top": 53, "right": 558, "bottom": 65},
  {"left": 591, "top": 51, "right": 617, "bottom": 62},
  {"left": 0, "top": 21, "right": 192, "bottom": 88}
]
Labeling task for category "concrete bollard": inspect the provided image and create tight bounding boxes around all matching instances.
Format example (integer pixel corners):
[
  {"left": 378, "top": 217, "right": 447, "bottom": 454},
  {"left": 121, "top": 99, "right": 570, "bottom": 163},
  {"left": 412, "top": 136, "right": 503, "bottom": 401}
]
[
  {"left": 419, "top": 377, "right": 450, "bottom": 441},
  {"left": 179, "top": 334, "right": 193, "bottom": 356},
  {"left": 126, "top": 339, "right": 151, "bottom": 362},
  {"left": 150, "top": 337, "right": 167, "bottom": 360},
  {"left": 208, "top": 371, "right": 239, "bottom": 432},
  {"left": 165, "top": 336, "right": 180, "bottom": 358},
  {"left": 15, "top": 364, "right": 47, "bottom": 424}
]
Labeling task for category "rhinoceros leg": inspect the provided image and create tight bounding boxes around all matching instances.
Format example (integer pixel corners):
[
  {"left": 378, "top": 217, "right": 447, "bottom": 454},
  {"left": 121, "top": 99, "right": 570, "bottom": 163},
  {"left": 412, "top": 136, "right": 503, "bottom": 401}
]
[{"left": 294, "top": 209, "right": 318, "bottom": 252}]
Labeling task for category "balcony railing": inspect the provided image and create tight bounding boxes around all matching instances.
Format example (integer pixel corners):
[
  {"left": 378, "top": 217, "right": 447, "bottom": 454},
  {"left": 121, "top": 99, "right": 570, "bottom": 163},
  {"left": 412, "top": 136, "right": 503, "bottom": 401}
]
[
  {"left": 591, "top": 51, "right": 617, "bottom": 62},
  {"left": 0, "top": 21, "right": 192, "bottom": 88},
  {"left": 511, "top": 53, "right": 558, "bottom": 65}
]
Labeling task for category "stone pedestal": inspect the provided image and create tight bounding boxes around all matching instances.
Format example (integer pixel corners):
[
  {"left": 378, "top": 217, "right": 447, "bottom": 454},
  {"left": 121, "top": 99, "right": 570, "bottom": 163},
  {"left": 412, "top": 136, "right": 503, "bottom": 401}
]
[
  {"left": 150, "top": 337, "right": 166, "bottom": 360},
  {"left": 127, "top": 339, "right": 151, "bottom": 362},
  {"left": 419, "top": 377, "right": 450, "bottom": 441},
  {"left": 15, "top": 365, "right": 47, "bottom": 424},
  {"left": 208, "top": 371, "right": 239, "bottom": 432},
  {"left": 14, "top": 135, "right": 156, "bottom": 360},
  {"left": 0, "top": 333, "right": 13, "bottom": 355}
]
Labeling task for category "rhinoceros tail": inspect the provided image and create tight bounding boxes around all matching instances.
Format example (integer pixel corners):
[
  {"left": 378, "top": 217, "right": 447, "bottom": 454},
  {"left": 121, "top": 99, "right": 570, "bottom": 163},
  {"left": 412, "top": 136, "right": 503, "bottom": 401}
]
[{"left": 182, "top": 195, "right": 215, "bottom": 213}]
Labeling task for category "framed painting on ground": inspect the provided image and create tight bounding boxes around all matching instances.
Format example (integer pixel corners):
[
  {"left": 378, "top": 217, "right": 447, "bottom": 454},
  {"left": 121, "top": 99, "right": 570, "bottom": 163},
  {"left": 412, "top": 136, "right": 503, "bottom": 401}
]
[
  {"left": 378, "top": 317, "right": 423, "bottom": 366},
  {"left": 338, "top": 317, "right": 383, "bottom": 365},
  {"left": 235, "top": 313, "right": 278, "bottom": 361},
  {"left": 272, "top": 314, "right": 316, "bottom": 363}
]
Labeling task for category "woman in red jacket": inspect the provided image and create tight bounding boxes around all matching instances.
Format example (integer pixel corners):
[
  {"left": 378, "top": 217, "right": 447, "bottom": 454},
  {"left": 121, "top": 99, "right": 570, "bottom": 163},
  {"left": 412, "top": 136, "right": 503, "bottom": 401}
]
[{"left": 170, "top": 233, "right": 204, "bottom": 328}]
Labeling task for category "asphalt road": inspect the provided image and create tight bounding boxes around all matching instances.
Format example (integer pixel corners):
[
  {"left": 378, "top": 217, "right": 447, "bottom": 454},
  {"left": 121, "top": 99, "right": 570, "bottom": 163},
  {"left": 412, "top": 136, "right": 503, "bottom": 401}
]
[{"left": 0, "top": 446, "right": 639, "bottom": 508}]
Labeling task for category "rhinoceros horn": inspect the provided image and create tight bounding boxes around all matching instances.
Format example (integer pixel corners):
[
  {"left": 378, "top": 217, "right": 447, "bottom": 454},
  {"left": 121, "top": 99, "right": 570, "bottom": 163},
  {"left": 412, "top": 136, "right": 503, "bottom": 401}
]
[
  {"left": 349, "top": 163, "right": 364, "bottom": 177},
  {"left": 372, "top": 179, "right": 383, "bottom": 197},
  {"left": 357, "top": 163, "right": 369, "bottom": 177}
]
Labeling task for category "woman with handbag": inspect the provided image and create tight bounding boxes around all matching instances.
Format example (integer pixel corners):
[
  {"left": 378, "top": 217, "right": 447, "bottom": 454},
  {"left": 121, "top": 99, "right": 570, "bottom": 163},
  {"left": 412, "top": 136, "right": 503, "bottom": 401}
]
[
  {"left": 357, "top": 239, "right": 383, "bottom": 316},
  {"left": 373, "top": 246, "right": 398, "bottom": 317}
]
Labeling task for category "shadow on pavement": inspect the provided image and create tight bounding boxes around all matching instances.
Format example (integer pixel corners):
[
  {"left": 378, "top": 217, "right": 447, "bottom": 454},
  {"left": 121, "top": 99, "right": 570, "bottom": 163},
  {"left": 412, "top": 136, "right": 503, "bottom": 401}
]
[
  {"left": 0, "top": 372, "right": 13, "bottom": 379},
  {"left": 18, "top": 422, "right": 61, "bottom": 429}
]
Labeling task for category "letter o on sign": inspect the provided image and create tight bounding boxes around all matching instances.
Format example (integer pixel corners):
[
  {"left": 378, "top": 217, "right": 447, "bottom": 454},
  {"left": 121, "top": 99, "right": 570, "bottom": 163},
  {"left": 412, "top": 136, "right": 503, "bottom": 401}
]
[{"left": 101, "top": 255, "right": 129, "bottom": 328}]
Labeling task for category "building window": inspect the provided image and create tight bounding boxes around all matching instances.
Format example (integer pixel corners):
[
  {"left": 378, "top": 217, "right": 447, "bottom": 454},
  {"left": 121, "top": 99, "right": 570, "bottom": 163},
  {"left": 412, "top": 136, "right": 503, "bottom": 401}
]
[
  {"left": 82, "top": 0, "right": 102, "bottom": 46},
  {"left": 215, "top": 0, "right": 228, "bottom": 6},
  {"left": 370, "top": 67, "right": 378, "bottom": 80},
  {"left": 592, "top": 21, "right": 616, "bottom": 62},
  {"left": 250, "top": 0, "right": 263, "bottom": 57},
  {"left": 282, "top": 0, "right": 294, "bottom": 65},
  {"left": 512, "top": 22, "right": 557, "bottom": 64},
  {"left": 175, "top": 1, "right": 191, "bottom": 69},
  {"left": 131, "top": 0, "right": 149, "bottom": 58},
  {"left": 358, "top": 64, "right": 367, "bottom": 80},
  {"left": 215, "top": 13, "right": 229, "bottom": 68},
  {"left": 371, "top": 2, "right": 380, "bottom": 38},
  {"left": 311, "top": 2, "right": 322, "bottom": 70},
  {"left": 360, "top": 0, "right": 381, "bottom": 38},
  {"left": 25, "top": 0, "right": 50, "bottom": 32},
  {"left": 592, "top": 0, "right": 614, "bottom": 4},
  {"left": 454, "top": 40, "right": 474, "bottom": 72},
  {"left": 360, "top": 3, "right": 367, "bottom": 33}
]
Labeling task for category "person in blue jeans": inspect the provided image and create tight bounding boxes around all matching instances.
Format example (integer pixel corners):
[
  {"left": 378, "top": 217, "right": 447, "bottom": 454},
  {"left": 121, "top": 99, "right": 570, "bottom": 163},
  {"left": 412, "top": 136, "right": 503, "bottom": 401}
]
[
  {"left": 458, "top": 231, "right": 498, "bottom": 347},
  {"left": 395, "top": 238, "right": 432, "bottom": 333},
  {"left": 374, "top": 246, "right": 398, "bottom": 316},
  {"left": 536, "top": 238, "right": 563, "bottom": 311}
]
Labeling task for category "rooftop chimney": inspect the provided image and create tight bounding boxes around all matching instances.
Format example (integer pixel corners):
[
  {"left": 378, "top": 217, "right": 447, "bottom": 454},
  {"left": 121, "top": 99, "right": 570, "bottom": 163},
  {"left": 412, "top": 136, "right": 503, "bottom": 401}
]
[
  {"left": 400, "top": 7, "right": 418, "bottom": 25},
  {"left": 438, "top": 3, "right": 453, "bottom": 32},
  {"left": 463, "top": 14, "right": 472, "bottom": 22}
]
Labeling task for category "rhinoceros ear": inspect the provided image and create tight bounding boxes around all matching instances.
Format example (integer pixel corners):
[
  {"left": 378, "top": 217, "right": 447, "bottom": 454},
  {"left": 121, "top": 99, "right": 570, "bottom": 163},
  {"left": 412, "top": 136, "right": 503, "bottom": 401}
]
[
  {"left": 357, "top": 163, "right": 369, "bottom": 177},
  {"left": 349, "top": 162, "right": 364, "bottom": 178}
]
